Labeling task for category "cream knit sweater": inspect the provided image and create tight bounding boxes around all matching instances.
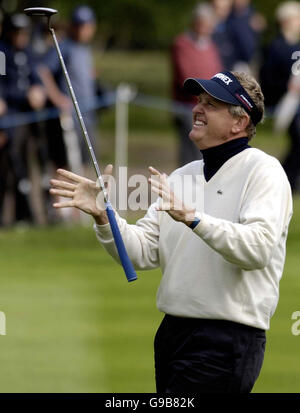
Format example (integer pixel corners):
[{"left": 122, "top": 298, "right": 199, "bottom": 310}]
[{"left": 94, "top": 148, "right": 293, "bottom": 330}]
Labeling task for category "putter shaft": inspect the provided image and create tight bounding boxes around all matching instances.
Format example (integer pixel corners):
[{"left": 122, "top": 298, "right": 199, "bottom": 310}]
[{"left": 49, "top": 28, "right": 108, "bottom": 202}]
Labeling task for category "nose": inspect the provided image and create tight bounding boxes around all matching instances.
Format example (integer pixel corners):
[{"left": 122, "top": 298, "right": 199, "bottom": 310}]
[{"left": 192, "top": 101, "right": 204, "bottom": 114}]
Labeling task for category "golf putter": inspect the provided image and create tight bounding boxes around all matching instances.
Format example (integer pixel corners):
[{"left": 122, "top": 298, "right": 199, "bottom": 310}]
[{"left": 24, "top": 7, "right": 137, "bottom": 282}]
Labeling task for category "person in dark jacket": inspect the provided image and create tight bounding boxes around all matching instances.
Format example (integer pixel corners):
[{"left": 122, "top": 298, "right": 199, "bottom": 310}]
[
  {"left": 39, "top": 5, "right": 98, "bottom": 175},
  {"left": 0, "top": 13, "right": 45, "bottom": 223},
  {"left": 211, "top": 0, "right": 264, "bottom": 72},
  {"left": 227, "top": 0, "right": 265, "bottom": 72},
  {"left": 260, "top": 1, "right": 300, "bottom": 192}
]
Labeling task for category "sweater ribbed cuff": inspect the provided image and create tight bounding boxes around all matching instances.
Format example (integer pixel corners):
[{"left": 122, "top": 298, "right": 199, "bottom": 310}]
[
  {"left": 189, "top": 217, "right": 201, "bottom": 230},
  {"left": 193, "top": 213, "right": 216, "bottom": 237},
  {"left": 93, "top": 221, "right": 114, "bottom": 242}
]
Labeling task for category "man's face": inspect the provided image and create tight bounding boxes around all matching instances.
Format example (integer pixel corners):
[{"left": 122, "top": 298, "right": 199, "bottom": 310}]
[
  {"left": 11, "top": 29, "right": 29, "bottom": 49},
  {"left": 234, "top": 0, "right": 250, "bottom": 9},
  {"left": 212, "top": 0, "right": 233, "bottom": 19},
  {"left": 189, "top": 92, "right": 238, "bottom": 150},
  {"left": 193, "top": 16, "right": 215, "bottom": 37},
  {"left": 282, "top": 14, "right": 300, "bottom": 41},
  {"left": 72, "top": 22, "right": 96, "bottom": 43}
]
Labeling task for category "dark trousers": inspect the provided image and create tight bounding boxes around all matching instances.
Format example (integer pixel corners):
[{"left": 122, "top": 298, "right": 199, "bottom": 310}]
[{"left": 154, "top": 315, "right": 266, "bottom": 393}]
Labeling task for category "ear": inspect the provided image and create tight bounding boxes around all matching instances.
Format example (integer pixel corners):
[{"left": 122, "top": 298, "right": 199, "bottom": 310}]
[{"left": 231, "top": 115, "right": 250, "bottom": 134}]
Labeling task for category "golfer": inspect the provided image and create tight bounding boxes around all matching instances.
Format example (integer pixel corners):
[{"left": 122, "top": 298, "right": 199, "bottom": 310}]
[{"left": 50, "top": 71, "right": 293, "bottom": 393}]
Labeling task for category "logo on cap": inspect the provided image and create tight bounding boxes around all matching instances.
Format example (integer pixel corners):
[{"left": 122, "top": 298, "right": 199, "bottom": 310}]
[{"left": 213, "top": 73, "right": 233, "bottom": 86}]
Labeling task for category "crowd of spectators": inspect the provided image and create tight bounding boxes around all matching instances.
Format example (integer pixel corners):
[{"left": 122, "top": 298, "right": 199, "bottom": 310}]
[
  {"left": 170, "top": 0, "right": 300, "bottom": 194},
  {"left": 0, "top": 5, "right": 102, "bottom": 226},
  {"left": 0, "top": 1, "right": 299, "bottom": 227}
]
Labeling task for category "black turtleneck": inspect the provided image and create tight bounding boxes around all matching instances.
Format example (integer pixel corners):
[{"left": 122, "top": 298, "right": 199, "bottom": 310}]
[{"left": 201, "top": 137, "right": 250, "bottom": 182}]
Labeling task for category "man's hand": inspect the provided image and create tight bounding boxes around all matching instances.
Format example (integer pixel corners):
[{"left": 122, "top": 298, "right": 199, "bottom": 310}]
[
  {"left": 38, "top": 66, "right": 72, "bottom": 112},
  {"left": 148, "top": 166, "right": 196, "bottom": 226},
  {"left": 49, "top": 165, "right": 114, "bottom": 225},
  {"left": 53, "top": 93, "right": 72, "bottom": 112},
  {"left": 27, "top": 85, "right": 46, "bottom": 110}
]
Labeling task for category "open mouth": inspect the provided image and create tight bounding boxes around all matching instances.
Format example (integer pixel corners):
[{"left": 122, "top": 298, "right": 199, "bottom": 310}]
[{"left": 193, "top": 116, "right": 207, "bottom": 128}]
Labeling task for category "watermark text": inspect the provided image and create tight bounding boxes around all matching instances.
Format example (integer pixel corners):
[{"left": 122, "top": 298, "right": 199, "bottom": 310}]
[
  {"left": 0, "top": 311, "right": 6, "bottom": 335},
  {"left": 291, "top": 311, "right": 300, "bottom": 336}
]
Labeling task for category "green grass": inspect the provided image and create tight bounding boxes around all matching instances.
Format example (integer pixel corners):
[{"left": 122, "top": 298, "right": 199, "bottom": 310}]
[
  {"left": 0, "top": 50, "right": 299, "bottom": 393},
  {"left": 253, "top": 206, "right": 300, "bottom": 392},
  {"left": 0, "top": 196, "right": 300, "bottom": 393},
  {"left": 96, "top": 50, "right": 170, "bottom": 97},
  {"left": 253, "top": 197, "right": 300, "bottom": 393},
  {"left": 0, "top": 224, "right": 162, "bottom": 392}
]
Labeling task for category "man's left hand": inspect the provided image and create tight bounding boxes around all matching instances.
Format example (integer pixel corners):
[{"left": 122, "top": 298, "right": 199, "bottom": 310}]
[{"left": 148, "top": 166, "right": 196, "bottom": 226}]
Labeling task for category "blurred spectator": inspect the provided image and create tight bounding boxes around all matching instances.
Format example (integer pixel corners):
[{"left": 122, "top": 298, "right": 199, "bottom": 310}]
[
  {"left": 0, "top": 79, "right": 9, "bottom": 226},
  {"left": 38, "top": 5, "right": 99, "bottom": 177},
  {"left": 30, "top": 21, "right": 69, "bottom": 224},
  {"left": 211, "top": 0, "right": 235, "bottom": 70},
  {"left": 171, "top": 2, "right": 222, "bottom": 166},
  {"left": 0, "top": 13, "right": 46, "bottom": 225},
  {"left": 0, "top": 8, "right": 7, "bottom": 226},
  {"left": 227, "top": 0, "right": 266, "bottom": 72},
  {"left": 33, "top": 24, "right": 68, "bottom": 163},
  {"left": 260, "top": 1, "right": 300, "bottom": 192},
  {"left": 211, "top": 0, "right": 264, "bottom": 72}
]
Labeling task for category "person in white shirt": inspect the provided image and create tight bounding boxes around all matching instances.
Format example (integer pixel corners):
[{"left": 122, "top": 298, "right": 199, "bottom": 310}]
[{"left": 49, "top": 71, "right": 293, "bottom": 393}]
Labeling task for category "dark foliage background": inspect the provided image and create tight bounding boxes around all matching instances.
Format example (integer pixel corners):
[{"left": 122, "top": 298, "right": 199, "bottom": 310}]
[{"left": 2, "top": 0, "right": 285, "bottom": 49}]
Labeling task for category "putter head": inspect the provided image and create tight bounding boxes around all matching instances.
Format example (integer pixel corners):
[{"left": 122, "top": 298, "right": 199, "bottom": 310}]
[{"left": 24, "top": 7, "right": 58, "bottom": 17}]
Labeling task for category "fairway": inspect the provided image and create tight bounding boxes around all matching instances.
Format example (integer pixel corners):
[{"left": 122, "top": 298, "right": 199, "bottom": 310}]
[
  {"left": 0, "top": 223, "right": 162, "bottom": 392},
  {"left": 0, "top": 197, "right": 299, "bottom": 393},
  {"left": 0, "top": 50, "right": 300, "bottom": 393}
]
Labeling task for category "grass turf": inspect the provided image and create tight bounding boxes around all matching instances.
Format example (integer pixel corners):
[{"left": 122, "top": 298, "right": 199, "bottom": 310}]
[
  {"left": 0, "top": 51, "right": 299, "bottom": 392},
  {"left": 0, "top": 223, "right": 161, "bottom": 392},
  {"left": 0, "top": 196, "right": 299, "bottom": 393}
]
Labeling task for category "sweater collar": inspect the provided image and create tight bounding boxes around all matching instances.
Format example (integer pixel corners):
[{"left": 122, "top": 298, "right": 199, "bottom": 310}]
[{"left": 201, "top": 137, "right": 250, "bottom": 181}]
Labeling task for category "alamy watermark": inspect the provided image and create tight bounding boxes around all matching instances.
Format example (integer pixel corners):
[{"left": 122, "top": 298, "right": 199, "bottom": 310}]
[
  {"left": 291, "top": 51, "right": 300, "bottom": 76},
  {"left": 0, "top": 311, "right": 6, "bottom": 335},
  {"left": 291, "top": 311, "right": 300, "bottom": 336},
  {"left": 94, "top": 167, "right": 205, "bottom": 219}
]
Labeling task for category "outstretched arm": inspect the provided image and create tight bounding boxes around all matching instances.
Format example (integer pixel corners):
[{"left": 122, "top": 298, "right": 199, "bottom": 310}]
[
  {"left": 49, "top": 166, "right": 160, "bottom": 270},
  {"left": 50, "top": 165, "right": 113, "bottom": 225}
]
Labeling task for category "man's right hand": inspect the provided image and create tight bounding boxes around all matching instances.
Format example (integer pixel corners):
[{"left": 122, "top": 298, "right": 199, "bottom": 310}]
[
  {"left": 38, "top": 66, "right": 72, "bottom": 112},
  {"left": 54, "top": 93, "right": 72, "bottom": 112},
  {"left": 49, "top": 165, "right": 114, "bottom": 225}
]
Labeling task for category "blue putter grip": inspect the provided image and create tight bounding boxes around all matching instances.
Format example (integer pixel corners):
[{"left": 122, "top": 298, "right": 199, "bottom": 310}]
[{"left": 105, "top": 202, "right": 138, "bottom": 282}]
